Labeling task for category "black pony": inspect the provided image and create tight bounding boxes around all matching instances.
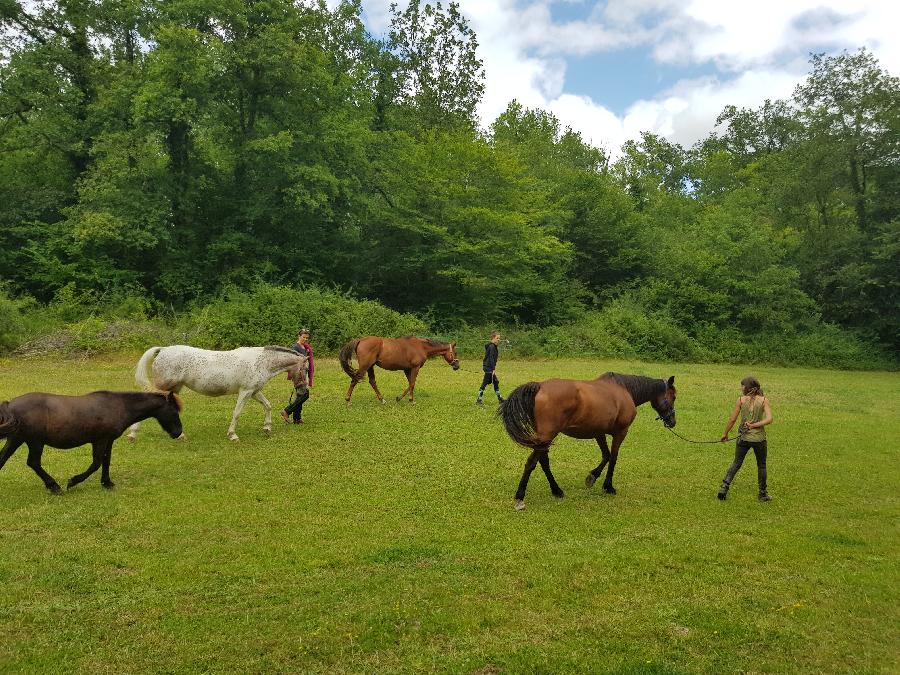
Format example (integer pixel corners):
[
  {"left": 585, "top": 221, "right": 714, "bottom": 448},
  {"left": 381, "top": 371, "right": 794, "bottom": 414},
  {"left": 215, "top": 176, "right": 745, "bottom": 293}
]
[{"left": 0, "top": 391, "right": 184, "bottom": 493}]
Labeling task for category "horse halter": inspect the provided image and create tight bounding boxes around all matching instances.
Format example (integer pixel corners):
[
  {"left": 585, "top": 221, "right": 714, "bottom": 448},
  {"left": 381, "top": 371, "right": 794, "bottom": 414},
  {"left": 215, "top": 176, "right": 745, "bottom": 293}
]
[{"left": 655, "top": 399, "right": 676, "bottom": 428}]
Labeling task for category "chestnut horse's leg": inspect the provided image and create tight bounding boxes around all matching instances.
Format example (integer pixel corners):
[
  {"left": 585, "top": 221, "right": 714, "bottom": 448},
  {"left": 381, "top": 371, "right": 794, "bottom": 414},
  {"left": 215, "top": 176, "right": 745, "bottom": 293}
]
[
  {"left": 514, "top": 445, "right": 549, "bottom": 511},
  {"left": 586, "top": 435, "right": 612, "bottom": 488},
  {"left": 68, "top": 440, "right": 110, "bottom": 490},
  {"left": 406, "top": 367, "right": 421, "bottom": 403},
  {"left": 396, "top": 368, "right": 412, "bottom": 402},
  {"left": 0, "top": 438, "right": 24, "bottom": 471},
  {"left": 366, "top": 367, "right": 385, "bottom": 403},
  {"left": 538, "top": 450, "right": 564, "bottom": 499},
  {"left": 25, "top": 441, "right": 62, "bottom": 494},
  {"left": 346, "top": 348, "right": 375, "bottom": 404},
  {"left": 602, "top": 429, "right": 629, "bottom": 494}
]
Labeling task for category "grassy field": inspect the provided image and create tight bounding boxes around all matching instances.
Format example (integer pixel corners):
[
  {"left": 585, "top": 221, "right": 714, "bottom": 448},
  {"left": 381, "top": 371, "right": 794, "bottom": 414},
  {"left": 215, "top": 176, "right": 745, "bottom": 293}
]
[{"left": 0, "top": 354, "right": 898, "bottom": 674}]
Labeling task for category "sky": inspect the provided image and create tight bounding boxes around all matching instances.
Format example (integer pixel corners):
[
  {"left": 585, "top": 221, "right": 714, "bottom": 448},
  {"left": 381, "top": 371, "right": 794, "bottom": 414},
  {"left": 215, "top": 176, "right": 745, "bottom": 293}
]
[{"left": 336, "top": 0, "right": 900, "bottom": 157}]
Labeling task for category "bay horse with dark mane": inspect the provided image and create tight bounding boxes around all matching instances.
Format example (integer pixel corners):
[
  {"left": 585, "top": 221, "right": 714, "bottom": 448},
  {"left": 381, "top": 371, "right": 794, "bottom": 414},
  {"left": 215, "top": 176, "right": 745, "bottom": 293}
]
[
  {"left": 498, "top": 372, "right": 676, "bottom": 510},
  {"left": 0, "top": 391, "right": 184, "bottom": 493},
  {"left": 340, "top": 336, "right": 460, "bottom": 404}
]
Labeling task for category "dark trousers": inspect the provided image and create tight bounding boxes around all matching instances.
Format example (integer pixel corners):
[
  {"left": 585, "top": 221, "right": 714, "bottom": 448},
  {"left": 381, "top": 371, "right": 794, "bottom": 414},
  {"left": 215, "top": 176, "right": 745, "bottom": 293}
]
[
  {"left": 722, "top": 440, "right": 768, "bottom": 494},
  {"left": 284, "top": 388, "right": 310, "bottom": 422},
  {"left": 479, "top": 371, "right": 500, "bottom": 397}
]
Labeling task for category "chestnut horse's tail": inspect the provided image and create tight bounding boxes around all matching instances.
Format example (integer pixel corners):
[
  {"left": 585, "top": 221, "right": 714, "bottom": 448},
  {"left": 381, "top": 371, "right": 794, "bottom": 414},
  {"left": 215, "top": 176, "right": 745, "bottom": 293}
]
[
  {"left": 497, "top": 382, "right": 542, "bottom": 448},
  {"left": 135, "top": 346, "right": 163, "bottom": 390},
  {"left": 339, "top": 339, "right": 360, "bottom": 380},
  {"left": 0, "top": 401, "right": 19, "bottom": 438}
]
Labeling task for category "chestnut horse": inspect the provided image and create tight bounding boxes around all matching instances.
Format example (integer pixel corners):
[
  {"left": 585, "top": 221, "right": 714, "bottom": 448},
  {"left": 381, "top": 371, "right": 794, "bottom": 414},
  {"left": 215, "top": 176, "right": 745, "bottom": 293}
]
[
  {"left": 340, "top": 336, "right": 459, "bottom": 404},
  {"left": 498, "top": 372, "right": 676, "bottom": 510},
  {"left": 0, "top": 391, "right": 184, "bottom": 494}
]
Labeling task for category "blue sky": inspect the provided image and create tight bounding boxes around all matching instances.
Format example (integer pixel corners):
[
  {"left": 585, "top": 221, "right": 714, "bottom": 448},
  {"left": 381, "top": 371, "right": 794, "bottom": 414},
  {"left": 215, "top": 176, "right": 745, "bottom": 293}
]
[{"left": 347, "top": 0, "right": 899, "bottom": 156}]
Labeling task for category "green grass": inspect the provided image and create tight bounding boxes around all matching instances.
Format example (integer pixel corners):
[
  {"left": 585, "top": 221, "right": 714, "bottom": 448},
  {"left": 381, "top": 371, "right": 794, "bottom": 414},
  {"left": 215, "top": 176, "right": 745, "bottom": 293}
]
[{"left": 1, "top": 354, "right": 898, "bottom": 674}]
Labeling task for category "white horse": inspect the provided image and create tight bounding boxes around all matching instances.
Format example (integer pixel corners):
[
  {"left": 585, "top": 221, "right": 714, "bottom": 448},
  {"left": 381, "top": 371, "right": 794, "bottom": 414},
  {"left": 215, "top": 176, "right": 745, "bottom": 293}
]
[{"left": 128, "top": 345, "right": 308, "bottom": 441}]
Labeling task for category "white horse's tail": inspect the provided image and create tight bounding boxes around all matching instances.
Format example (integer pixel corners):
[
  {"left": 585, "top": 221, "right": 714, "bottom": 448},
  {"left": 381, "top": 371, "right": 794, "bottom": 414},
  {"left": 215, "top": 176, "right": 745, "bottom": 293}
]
[{"left": 135, "top": 347, "right": 163, "bottom": 390}]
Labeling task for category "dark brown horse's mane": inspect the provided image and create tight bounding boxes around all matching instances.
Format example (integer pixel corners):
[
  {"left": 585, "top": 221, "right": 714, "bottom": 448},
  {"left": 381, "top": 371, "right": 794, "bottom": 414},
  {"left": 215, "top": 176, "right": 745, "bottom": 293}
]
[{"left": 601, "top": 372, "right": 666, "bottom": 406}]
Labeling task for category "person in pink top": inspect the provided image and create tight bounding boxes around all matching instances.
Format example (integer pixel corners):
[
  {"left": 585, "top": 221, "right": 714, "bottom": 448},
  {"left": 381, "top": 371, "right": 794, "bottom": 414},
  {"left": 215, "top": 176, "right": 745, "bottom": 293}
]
[{"left": 281, "top": 329, "right": 314, "bottom": 425}]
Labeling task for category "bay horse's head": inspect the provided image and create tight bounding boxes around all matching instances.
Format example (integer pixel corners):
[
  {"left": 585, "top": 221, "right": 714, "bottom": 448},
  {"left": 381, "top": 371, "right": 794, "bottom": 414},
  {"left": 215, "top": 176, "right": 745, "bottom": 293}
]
[
  {"left": 444, "top": 342, "right": 460, "bottom": 370},
  {"left": 652, "top": 376, "right": 677, "bottom": 428},
  {"left": 156, "top": 392, "right": 185, "bottom": 439}
]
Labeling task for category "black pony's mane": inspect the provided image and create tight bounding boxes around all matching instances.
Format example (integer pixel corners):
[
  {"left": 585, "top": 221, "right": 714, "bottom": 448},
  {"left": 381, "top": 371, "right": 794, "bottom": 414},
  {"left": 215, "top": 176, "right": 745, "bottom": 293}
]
[{"left": 600, "top": 372, "right": 665, "bottom": 405}]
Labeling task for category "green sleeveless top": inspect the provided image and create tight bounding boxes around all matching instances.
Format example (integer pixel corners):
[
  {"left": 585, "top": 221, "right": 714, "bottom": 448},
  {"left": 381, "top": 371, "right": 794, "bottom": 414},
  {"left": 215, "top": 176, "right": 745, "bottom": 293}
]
[{"left": 739, "top": 396, "right": 766, "bottom": 442}]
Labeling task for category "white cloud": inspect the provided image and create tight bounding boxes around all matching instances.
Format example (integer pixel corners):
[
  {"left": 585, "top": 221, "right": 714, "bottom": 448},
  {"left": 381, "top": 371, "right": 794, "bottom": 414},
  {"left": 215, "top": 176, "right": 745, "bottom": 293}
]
[{"left": 353, "top": 0, "right": 900, "bottom": 155}]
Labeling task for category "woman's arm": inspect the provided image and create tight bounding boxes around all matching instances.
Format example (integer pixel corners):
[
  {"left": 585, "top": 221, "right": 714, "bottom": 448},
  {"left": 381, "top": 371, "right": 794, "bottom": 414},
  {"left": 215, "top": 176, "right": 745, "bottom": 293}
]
[
  {"left": 721, "top": 398, "right": 742, "bottom": 441},
  {"left": 747, "top": 397, "right": 773, "bottom": 429}
]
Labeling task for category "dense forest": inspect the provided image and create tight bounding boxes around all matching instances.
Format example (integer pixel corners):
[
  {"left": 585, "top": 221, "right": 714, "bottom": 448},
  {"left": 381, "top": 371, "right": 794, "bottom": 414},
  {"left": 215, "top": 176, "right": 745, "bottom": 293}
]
[{"left": 1, "top": 1, "right": 898, "bottom": 365}]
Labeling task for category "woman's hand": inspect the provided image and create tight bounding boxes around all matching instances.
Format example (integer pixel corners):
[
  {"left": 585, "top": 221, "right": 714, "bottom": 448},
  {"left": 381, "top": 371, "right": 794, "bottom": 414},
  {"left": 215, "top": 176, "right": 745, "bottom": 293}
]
[{"left": 720, "top": 435, "right": 729, "bottom": 443}]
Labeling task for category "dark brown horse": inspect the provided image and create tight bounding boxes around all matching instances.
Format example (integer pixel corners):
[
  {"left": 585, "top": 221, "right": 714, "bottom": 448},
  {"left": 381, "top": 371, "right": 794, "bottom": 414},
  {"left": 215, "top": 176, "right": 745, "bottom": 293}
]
[
  {"left": 498, "top": 373, "right": 676, "bottom": 510},
  {"left": 0, "top": 391, "right": 184, "bottom": 493},
  {"left": 340, "top": 336, "right": 460, "bottom": 404}
]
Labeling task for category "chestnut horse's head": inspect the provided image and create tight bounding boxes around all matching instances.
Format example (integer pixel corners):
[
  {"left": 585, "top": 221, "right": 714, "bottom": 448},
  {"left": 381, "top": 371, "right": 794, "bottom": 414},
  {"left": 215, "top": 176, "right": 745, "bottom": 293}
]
[
  {"left": 652, "top": 376, "right": 677, "bottom": 428},
  {"left": 444, "top": 342, "right": 460, "bottom": 370}
]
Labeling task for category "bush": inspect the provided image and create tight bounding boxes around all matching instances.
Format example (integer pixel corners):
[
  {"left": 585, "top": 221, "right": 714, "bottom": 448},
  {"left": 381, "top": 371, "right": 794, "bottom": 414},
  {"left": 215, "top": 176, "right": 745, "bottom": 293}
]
[
  {"left": 183, "top": 283, "right": 429, "bottom": 353},
  {"left": 0, "top": 289, "right": 29, "bottom": 353}
]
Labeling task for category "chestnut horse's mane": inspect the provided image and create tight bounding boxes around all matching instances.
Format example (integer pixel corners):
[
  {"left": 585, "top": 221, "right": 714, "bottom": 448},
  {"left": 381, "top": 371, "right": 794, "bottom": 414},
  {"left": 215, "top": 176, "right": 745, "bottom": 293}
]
[{"left": 401, "top": 336, "right": 450, "bottom": 348}]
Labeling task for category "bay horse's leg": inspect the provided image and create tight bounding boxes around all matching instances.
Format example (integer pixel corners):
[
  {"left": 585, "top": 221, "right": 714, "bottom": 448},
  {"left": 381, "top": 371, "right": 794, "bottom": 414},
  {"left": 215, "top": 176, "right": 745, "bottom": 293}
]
[
  {"left": 0, "top": 438, "right": 25, "bottom": 471},
  {"left": 586, "top": 436, "right": 611, "bottom": 488},
  {"left": 537, "top": 449, "right": 564, "bottom": 499},
  {"left": 367, "top": 368, "right": 385, "bottom": 403},
  {"left": 227, "top": 390, "right": 254, "bottom": 441},
  {"left": 514, "top": 446, "right": 545, "bottom": 511},
  {"left": 101, "top": 440, "right": 115, "bottom": 489},
  {"left": 603, "top": 429, "right": 629, "bottom": 495},
  {"left": 25, "top": 442, "right": 61, "bottom": 494},
  {"left": 252, "top": 391, "right": 273, "bottom": 435},
  {"left": 68, "top": 440, "right": 109, "bottom": 490}
]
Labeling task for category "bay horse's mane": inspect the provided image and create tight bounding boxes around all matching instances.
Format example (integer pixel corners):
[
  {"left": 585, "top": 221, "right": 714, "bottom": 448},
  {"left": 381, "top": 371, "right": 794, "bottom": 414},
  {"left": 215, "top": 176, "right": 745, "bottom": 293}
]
[{"left": 600, "top": 372, "right": 666, "bottom": 406}]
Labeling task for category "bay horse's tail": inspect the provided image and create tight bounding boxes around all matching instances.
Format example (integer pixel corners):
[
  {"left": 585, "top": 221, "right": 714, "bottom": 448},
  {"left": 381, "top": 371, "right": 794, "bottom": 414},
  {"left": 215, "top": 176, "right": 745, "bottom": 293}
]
[
  {"left": 339, "top": 339, "right": 360, "bottom": 379},
  {"left": 135, "top": 346, "right": 163, "bottom": 390},
  {"left": 497, "top": 382, "right": 542, "bottom": 448},
  {"left": 0, "top": 401, "right": 19, "bottom": 439}
]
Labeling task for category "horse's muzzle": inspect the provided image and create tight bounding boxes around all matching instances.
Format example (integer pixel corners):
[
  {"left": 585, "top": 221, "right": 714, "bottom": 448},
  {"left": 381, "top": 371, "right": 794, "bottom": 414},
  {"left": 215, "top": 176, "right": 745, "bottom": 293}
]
[{"left": 451, "top": 360, "right": 460, "bottom": 370}]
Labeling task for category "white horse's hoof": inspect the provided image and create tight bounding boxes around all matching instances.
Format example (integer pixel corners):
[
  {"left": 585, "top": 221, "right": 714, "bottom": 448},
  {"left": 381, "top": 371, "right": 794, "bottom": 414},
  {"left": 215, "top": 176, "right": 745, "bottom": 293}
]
[
  {"left": 228, "top": 434, "right": 239, "bottom": 442},
  {"left": 127, "top": 435, "right": 136, "bottom": 443},
  {"left": 263, "top": 427, "right": 272, "bottom": 436},
  {"left": 514, "top": 500, "right": 526, "bottom": 511}
]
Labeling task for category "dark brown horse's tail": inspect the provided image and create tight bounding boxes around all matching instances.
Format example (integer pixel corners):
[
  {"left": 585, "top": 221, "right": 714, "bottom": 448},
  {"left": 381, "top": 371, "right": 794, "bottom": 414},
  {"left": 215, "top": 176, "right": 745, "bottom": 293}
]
[
  {"left": 497, "top": 382, "right": 542, "bottom": 448},
  {"left": 339, "top": 339, "right": 360, "bottom": 379},
  {"left": 0, "top": 401, "right": 19, "bottom": 439}
]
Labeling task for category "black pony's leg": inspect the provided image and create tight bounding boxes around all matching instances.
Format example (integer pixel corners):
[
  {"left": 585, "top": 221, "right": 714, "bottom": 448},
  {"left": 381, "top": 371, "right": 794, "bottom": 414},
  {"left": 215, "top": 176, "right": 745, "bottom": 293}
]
[
  {"left": 538, "top": 449, "right": 564, "bottom": 498},
  {"left": 514, "top": 447, "right": 543, "bottom": 511},
  {"left": 586, "top": 436, "right": 611, "bottom": 487},
  {"left": 25, "top": 442, "right": 61, "bottom": 494},
  {"left": 0, "top": 438, "right": 25, "bottom": 471},
  {"left": 603, "top": 430, "right": 628, "bottom": 494},
  {"left": 101, "top": 441, "right": 115, "bottom": 489},
  {"left": 68, "top": 441, "right": 107, "bottom": 489}
]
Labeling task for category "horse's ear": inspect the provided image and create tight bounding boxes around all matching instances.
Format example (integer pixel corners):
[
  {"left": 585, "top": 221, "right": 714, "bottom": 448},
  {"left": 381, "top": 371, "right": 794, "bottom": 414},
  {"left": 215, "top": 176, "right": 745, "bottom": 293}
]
[{"left": 667, "top": 376, "right": 675, "bottom": 387}]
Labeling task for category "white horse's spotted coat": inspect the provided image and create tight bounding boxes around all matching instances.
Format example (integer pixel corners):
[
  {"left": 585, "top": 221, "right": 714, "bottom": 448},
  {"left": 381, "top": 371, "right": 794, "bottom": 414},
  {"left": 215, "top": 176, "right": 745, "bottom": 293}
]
[{"left": 128, "top": 345, "right": 308, "bottom": 441}]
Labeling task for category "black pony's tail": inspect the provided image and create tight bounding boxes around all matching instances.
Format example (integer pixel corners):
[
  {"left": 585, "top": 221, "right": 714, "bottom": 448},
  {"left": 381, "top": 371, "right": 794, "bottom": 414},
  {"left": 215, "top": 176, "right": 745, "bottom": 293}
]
[
  {"left": 0, "top": 401, "right": 19, "bottom": 439},
  {"left": 496, "top": 382, "right": 542, "bottom": 448},
  {"left": 339, "top": 339, "right": 360, "bottom": 379}
]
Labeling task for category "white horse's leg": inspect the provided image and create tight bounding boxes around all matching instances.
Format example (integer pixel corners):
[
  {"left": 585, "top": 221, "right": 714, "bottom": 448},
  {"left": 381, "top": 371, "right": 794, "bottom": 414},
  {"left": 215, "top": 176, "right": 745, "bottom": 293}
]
[
  {"left": 126, "top": 422, "right": 141, "bottom": 442},
  {"left": 227, "top": 390, "right": 254, "bottom": 442},
  {"left": 252, "top": 391, "right": 273, "bottom": 435}
]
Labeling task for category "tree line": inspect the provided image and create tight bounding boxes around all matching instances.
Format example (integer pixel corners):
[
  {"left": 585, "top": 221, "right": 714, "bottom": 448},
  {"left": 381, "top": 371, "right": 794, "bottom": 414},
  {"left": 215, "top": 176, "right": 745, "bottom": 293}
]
[{"left": 1, "top": 1, "right": 897, "bottom": 357}]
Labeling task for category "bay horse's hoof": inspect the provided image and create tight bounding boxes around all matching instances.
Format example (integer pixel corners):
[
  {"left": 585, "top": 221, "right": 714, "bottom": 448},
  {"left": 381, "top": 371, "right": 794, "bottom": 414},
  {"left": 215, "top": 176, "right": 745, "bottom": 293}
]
[
  {"left": 585, "top": 473, "right": 597, "bottom": 488},
  {"left": 514, "top": 500, "right": 526, "bottom": 511},
  {"left": 603, "top": 485, "right": 616, "bottom": 495}
]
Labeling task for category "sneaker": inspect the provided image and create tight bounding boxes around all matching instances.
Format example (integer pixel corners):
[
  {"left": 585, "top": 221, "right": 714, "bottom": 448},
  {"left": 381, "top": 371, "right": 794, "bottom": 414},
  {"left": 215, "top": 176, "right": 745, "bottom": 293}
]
[
  {"left": 758, "top": 493, "right": 773, "bottom": 502},
  {"left": 280, "top": 410, "right": 290, "bottom": 423},
  {"left": 293, "top": 419, "right": 304, "bottom": 425},
  {"left": 475, "top": 399, "right": 484, "bottom": 406}
]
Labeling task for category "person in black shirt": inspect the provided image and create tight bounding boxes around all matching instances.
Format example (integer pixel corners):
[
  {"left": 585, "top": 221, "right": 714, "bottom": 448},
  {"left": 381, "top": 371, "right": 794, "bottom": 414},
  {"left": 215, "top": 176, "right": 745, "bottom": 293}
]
[{"left": 476, "top": 331, "right": 504, "bottom": 405}]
